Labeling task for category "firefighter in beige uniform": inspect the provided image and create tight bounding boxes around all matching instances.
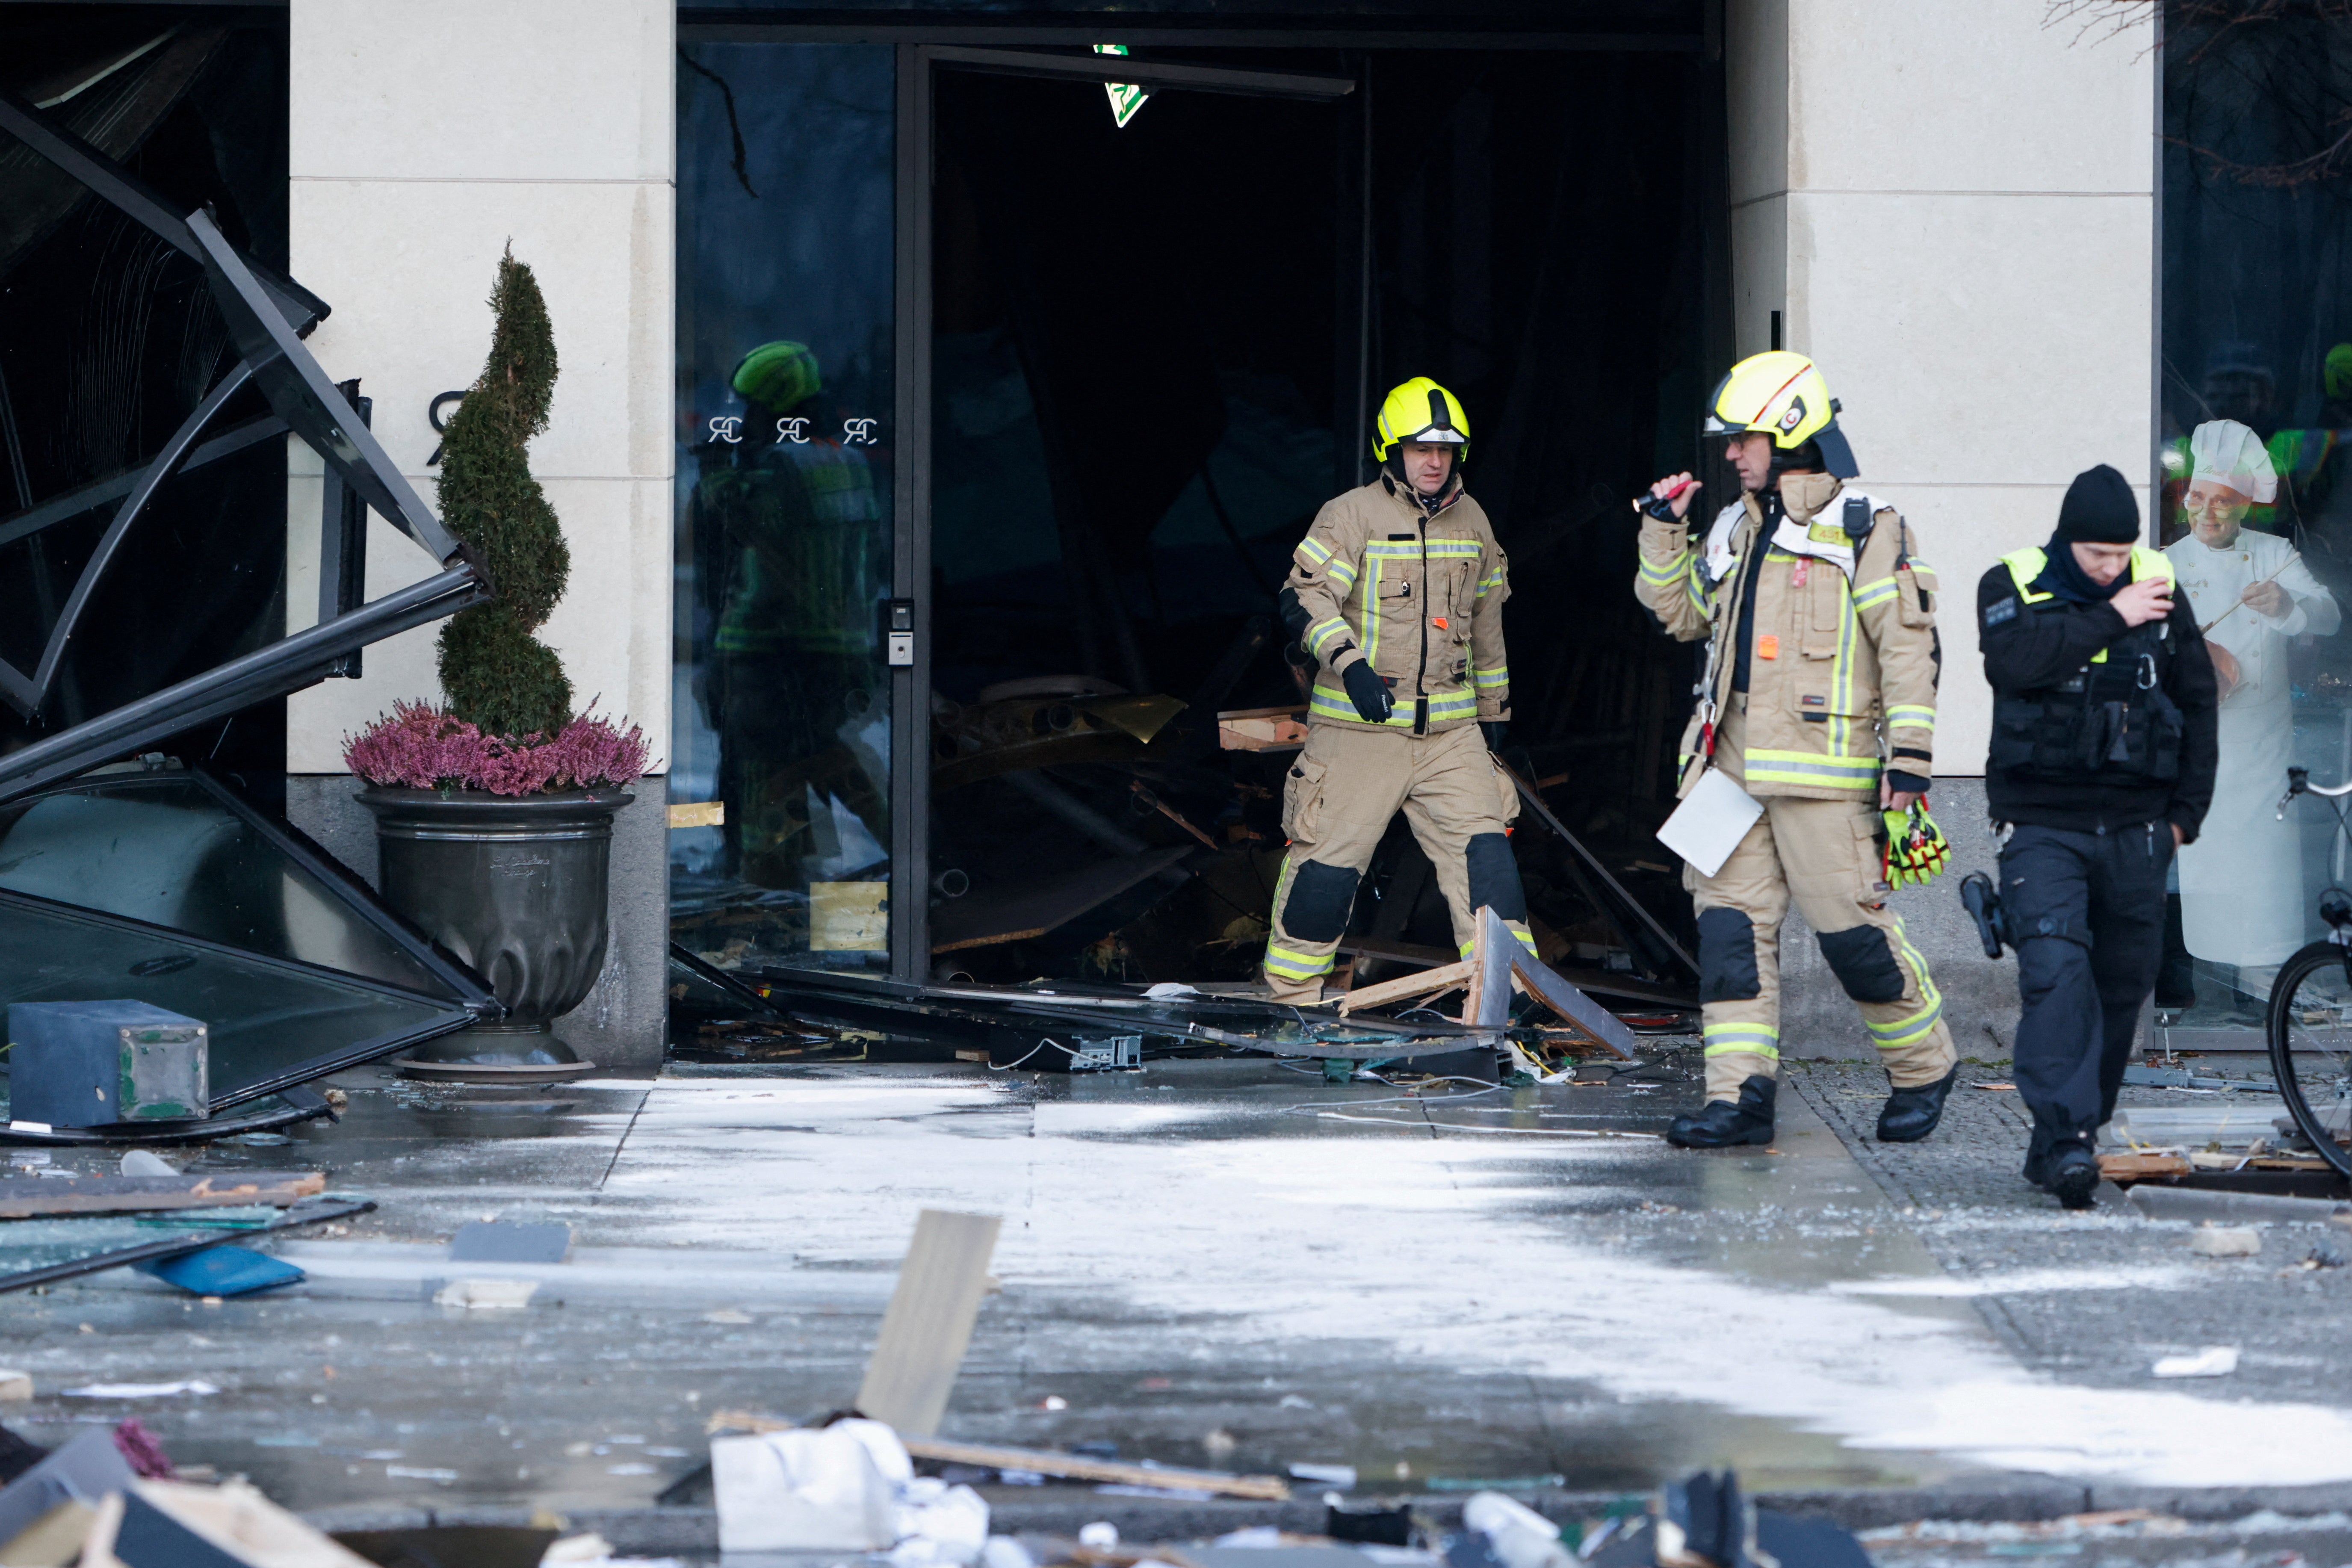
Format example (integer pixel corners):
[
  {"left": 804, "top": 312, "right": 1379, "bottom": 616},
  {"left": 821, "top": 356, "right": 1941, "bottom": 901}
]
[
  {"left": 1635, "top": 352, "right": 1958, "bottom": 1147},
  {"left": 1261, "top": 378, "right": 1531, "bottom": 1001}
]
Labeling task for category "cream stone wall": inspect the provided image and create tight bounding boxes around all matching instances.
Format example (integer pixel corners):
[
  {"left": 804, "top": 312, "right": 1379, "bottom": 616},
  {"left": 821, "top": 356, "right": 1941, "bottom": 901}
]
[
  {"left": 283, "top": 0, "right": 674, "bottom": 771},
  {"left": 1728, "top": 0, "right": 2155, "bottom": 775}
]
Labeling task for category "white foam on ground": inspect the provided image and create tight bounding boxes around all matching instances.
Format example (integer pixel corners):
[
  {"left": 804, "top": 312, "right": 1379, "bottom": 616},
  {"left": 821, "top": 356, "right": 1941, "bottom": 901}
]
[
  {"left": 1830, "top": 1264, "right": 2198, "bottom": 1298},
  {"left": 594, "top": 1075, "right": 2352, "bottom": 1489}
]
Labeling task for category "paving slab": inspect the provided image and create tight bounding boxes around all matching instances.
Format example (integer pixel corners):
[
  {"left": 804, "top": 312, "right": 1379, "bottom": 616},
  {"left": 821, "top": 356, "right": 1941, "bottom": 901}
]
[{"left": 3, "top": 1052, "right": 2350, "bottom": 1544}]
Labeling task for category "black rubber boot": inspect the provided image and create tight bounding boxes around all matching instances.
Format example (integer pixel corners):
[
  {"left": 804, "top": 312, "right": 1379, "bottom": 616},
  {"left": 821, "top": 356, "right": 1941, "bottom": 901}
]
[
  {"left": 2046, "top": 1144, "right": 2099, "bottom": 1210},
  {"left": 1876, "top": 1066, "right": 1957, "bottom": 1143},
  {"left": 1667, "top": 1074, "right": 1777, "bottom": 1149}
]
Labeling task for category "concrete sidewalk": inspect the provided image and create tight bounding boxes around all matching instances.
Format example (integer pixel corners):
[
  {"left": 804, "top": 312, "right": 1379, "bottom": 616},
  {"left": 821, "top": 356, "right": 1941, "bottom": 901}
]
[{"left": 5, "top": 1053, "right": 2351, "bottom": 1554}]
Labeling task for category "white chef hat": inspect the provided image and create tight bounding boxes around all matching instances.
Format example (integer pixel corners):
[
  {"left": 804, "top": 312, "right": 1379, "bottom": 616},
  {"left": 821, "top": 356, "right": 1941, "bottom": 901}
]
[{"left": 2189, "top": 418, "right": 2279, "bottom": 504}]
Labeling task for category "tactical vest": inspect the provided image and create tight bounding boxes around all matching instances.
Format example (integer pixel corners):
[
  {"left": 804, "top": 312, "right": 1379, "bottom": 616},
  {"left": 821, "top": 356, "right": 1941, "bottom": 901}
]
[{"left": 1988, "top": 546, "right": 2185, "bottom": 783}]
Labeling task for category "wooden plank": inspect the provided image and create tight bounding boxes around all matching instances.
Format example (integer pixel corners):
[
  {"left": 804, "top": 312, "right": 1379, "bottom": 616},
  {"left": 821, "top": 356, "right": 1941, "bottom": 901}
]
[
  {"left": 899, "top": 1437, "right": 1290, "bottom": 1501},
  {"left": 702, "top": 1413, "right": 1288, "bottom": 1502},
  {"left": 1484, "top": 908, "right": 1639, "bottom": 1061},
  {"left": 2098, "top": 1152, "right": 2192, "bottom": 1181},
  {"left": 1217, "top": 706, "right": 1309, "bottom": 753},
  {"left": 0, "top": 1172, "right": 325, "bottom": 1220},
  {"left": 1338, "top": 933, "right": 1694, "bottom": 1008},
  {"left": 1335, "top": 959, "right": 1473, "bottom": 1015},
  {"left": 855, "top": 1210, "right": 1002, "bottom": 1438},
  {"left": 1466, "top": 908, "right": 1514, "bottom": 1028}
]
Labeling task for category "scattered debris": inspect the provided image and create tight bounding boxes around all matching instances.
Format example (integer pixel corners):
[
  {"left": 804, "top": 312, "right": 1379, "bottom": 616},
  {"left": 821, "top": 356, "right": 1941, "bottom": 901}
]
[
  {"left": 1287, "top": 1464, "right": 1356, "bottom": 1488},
  {"left": 449, "top": 1220, "right": 573, "bottom": 1264},
  {"left": 2188, "top": 1225, "right": 2262, "bottom": 1258},
  {"left": 0, "top": 1374, "right": 27, "bottom": 1403},
  {"left": 432, "top": 1279, "right": 539, "bottom": 1311},
  {"left": 2151, "top": 1346, "right": 2240, "bottom": 1379},
  {"left": 133, "top": 1246, "right": 304, "bottom": 1299},
  {"left": 59, "top": 1382, "right": 218, "bottom": 1400}
]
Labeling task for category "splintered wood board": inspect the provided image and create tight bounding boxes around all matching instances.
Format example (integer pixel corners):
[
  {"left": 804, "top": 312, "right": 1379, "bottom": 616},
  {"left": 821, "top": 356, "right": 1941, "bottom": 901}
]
[
  {"left": 855, "top": 1210, "right": 1002, "bottom": 1438},
  {"left": 1217, "top": 706, "right": 1309, "bottom": 752},
  {"left": 0, "top": 1172, "right": 325, "bottom": 1219}
]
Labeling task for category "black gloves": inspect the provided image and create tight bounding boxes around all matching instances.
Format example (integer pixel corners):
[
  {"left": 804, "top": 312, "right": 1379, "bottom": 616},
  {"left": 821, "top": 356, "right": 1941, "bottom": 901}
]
[
  {"left": 1480, "top": 720, "right": 1508, "bottom": 752},
  {"left": 1341, "top": 660, "right": 1395, "bottom": 723}
]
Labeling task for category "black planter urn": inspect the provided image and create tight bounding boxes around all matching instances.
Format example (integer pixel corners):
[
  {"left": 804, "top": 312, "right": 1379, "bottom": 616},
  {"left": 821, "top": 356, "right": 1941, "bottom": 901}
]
[{"left": 358, "top": 786, "right": 633, "bottom": 1068}]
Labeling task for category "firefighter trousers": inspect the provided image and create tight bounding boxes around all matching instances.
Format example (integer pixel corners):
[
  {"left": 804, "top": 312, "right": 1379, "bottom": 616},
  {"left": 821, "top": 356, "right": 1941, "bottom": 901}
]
[
  {"left": 1690, "top": 709, "right": 1957, "bottom": 1102},
  {"left": 1262, "top": 720, "right": 1532, "bottom": 1003}
]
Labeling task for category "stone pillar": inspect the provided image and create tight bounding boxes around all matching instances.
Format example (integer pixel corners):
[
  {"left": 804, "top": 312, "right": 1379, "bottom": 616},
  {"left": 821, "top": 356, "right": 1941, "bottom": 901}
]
[
  {"left": 1726, "top": 0, "right": 2153, "bottom": 1060},
  {"left": 282, "top": 0, "right": 674, "bottom": 1069}
]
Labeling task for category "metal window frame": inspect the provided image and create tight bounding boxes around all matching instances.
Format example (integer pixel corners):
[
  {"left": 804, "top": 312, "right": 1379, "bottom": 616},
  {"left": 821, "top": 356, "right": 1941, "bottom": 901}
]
[{"left": 0, "top": 87, "right": 488, "bottom": 796}]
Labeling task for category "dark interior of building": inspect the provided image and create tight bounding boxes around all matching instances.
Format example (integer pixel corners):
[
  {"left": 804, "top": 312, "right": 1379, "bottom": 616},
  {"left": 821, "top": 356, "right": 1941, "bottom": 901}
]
[
  {"left": 921, "top": 46, "right": 1723, "bottom": 989},
  {"left": 0, "top": 7, "right": 291, "bottom": 810}
]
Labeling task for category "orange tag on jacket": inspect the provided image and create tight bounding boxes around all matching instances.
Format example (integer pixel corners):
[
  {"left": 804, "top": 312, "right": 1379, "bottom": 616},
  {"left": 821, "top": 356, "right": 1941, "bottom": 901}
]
[
  {"left": 1757, "top": 633, "right": 1780, "bottom": 660},
  {"left": 1432, "top": 616, "right": 1448, "bottom": 630}
]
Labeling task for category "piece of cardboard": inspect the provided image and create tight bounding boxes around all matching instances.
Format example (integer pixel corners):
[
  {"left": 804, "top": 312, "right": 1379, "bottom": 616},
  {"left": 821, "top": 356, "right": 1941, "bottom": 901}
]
[{"left": 0, "top": 1431, "right": 134, "bottom": 1551}]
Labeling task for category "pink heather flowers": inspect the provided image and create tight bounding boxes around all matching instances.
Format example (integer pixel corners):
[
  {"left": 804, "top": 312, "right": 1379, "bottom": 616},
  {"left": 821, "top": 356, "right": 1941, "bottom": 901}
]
[{"left": 344, "top": 701, "right": 649, "bottom": 796}]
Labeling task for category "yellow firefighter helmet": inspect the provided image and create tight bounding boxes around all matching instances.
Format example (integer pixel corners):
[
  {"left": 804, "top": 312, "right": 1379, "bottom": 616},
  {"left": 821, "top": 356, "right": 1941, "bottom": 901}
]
[
  {"left": 1702, "top": 351, "right": 1858, "bottom": 478},
  {"left": 1372, "top": 377, "right": 1470, "bottom": 463}
]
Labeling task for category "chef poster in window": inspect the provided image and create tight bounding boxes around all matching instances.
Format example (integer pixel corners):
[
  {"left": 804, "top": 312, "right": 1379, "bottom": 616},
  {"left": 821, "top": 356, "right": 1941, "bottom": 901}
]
[{"left": 2165, "top": 418, "right": 2342, "bottom": 983}]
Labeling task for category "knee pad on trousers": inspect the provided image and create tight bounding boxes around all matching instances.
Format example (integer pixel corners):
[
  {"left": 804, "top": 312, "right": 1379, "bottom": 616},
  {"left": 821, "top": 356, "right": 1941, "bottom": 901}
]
[
  {"left": 1816, "top": 924, "right": 1907, "bottom": 1004},
  {"left": 1465, "top": 833, "right": 1527, "bottom": 922},
  {"left": 1280, "top": 859, "right": 1361, "bottom": 942},
  {"left": 1696, "top": 907, "right": 1761, "bottom": 1003}
]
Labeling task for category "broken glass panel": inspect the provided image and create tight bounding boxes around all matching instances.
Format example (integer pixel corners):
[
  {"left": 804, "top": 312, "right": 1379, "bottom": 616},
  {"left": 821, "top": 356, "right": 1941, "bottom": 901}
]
[
  {"left": 0, "top": 894, "right": 474, "bottom": 1112},
  {"left": 0, "top": 763, "right": 479, "bottom": 999}
]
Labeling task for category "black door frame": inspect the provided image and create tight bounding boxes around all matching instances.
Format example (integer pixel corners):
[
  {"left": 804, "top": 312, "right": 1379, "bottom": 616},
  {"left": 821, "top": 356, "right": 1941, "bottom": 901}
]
[{"left": 888, "top": 43, "right": 1357, "bottom": 977}]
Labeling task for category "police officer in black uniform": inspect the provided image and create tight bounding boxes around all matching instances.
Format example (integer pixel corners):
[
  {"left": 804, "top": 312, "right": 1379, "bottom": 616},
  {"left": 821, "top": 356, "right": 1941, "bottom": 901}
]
[{"left": 1977, "top": 465, "right": 2220, "bottom": 1208}]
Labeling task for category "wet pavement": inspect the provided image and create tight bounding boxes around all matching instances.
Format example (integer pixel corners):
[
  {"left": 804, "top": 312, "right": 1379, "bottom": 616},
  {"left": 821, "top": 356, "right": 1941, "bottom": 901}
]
[{"left": 4, "top": 1051, "right": 2352, "bottom": 1549}]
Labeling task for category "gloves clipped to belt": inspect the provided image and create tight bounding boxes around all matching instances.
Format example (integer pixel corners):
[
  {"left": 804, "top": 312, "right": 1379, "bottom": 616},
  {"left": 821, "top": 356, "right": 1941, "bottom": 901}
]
[
  {"left": 1882, "top": 802, "right": 1951, "bottom": 889},
  {"left": 1341, "top": 660, "right": 1395, "bottom": 723}
]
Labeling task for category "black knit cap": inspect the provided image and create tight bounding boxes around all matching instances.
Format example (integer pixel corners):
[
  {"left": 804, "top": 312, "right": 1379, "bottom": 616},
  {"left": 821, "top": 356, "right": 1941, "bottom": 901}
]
[{"left": 2054, "top": 464, "right": 2140, "bottom": 544}]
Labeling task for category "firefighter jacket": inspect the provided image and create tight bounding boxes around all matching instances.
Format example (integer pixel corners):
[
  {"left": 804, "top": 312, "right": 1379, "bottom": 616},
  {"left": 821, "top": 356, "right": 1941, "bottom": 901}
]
[
  {"left": 1634, "top": 472, "right": 1941, "bottom": 801},
  {"left": 1286, "top": 474, "right": 1510, "bottom": 733}
]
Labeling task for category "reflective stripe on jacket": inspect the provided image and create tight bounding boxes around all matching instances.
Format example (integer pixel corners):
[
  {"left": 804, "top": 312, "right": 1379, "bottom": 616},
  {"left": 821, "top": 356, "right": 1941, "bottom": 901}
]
[
  {"left": 1287, "top": 475, "right": 1510, "bottom": 732},
  {"left": 1633, "top": 476, "right": 1942, "bottom": 800}
]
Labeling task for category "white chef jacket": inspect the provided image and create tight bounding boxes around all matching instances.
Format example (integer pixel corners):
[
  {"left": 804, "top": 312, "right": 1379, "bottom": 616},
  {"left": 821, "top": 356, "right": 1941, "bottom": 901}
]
[{"left": 2165, "top": 528, "right": 2342, "bottom": 966}]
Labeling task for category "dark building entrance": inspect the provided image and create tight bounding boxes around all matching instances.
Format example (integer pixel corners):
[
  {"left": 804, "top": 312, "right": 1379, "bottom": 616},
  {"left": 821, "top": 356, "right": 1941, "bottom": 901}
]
[{"left": 673, "top": 22, "right": 1727, "bottom": 998}]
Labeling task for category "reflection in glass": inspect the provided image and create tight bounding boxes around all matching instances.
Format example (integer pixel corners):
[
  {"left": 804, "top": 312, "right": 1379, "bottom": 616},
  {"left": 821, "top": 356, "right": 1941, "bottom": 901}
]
[
  {"left": 2167, "top": 420, "right": 2342, "bottom": 989},
  {"left": 0, "top": 768, "right": 450, "bottom": 995},
  {"left": 2160, "top": 14, "right": 2352, "bottom": 1031},
  {"left": 0, "top": 894, "right": 468, "bottom": 1109},
  {"left": 674, "top": 43, "right": 895, "bottom": 972}
]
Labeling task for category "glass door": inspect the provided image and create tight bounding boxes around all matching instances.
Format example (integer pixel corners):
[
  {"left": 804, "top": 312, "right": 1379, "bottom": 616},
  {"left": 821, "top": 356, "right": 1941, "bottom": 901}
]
[{"left": 673, "top": 42, "right": 900, "bottom": 975}]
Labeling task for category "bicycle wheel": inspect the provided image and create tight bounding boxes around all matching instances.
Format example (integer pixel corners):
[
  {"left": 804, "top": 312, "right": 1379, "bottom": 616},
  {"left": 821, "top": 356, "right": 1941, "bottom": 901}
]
[{"left": 2266, "top": 939, "right": 2352, "bottom": 1180}]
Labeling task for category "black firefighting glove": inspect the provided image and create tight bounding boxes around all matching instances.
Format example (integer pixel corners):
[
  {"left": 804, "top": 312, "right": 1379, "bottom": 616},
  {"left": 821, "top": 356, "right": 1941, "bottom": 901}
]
[{"left": 1341, "top": 660, "right": 1395, "bottom": 723}]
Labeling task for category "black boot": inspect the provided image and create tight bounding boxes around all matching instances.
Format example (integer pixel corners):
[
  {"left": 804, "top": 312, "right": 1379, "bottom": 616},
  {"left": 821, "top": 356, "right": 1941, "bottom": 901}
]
[
  {"left": 1876, "top": 1066, "right": 1957, "bottom": 1143},
  {"left": 1667, "top": 1074, "right": 1776, "bottom": 1148},
  {"left": 2045, "top": 1144, "right": 2099, "bottom": 1210}
]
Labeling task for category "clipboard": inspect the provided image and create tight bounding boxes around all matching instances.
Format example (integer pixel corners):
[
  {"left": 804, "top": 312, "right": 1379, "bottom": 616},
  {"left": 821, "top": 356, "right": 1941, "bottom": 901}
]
[{"left": 1656, "top": 767, "right": 1765, "bottom": 878}]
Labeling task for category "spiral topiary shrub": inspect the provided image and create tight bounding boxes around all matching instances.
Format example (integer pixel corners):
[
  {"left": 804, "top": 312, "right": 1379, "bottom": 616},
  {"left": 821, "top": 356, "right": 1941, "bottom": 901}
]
[{"left": 433, "top": 244, "right": 572, "bottom": 741}]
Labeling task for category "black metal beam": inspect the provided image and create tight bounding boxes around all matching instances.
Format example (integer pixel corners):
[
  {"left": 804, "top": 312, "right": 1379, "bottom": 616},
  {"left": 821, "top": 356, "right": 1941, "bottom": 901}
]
[
  {"left": 921, "top": 44, "right": 1353, "bottom": 98},
  {"left": 0, "top": 565, "right": 486, "bottom": 802},
  {"left": 684, "top": 22, "right": 1703, "bottom": 51}
]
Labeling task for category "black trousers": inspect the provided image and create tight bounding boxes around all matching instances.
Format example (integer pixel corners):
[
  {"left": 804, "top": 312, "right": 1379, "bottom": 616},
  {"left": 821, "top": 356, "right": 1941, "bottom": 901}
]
[{"left": 2000, "top": 821, "right": 2173, "bottom": 1176}]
